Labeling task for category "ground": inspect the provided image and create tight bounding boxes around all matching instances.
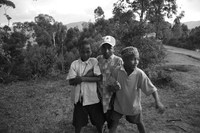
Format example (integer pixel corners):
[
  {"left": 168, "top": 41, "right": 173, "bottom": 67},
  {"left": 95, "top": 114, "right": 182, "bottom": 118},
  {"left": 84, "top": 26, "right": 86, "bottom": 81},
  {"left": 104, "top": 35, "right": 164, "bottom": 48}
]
[{"left": 0, "top": 45, "right": 200, "bottom": 133}]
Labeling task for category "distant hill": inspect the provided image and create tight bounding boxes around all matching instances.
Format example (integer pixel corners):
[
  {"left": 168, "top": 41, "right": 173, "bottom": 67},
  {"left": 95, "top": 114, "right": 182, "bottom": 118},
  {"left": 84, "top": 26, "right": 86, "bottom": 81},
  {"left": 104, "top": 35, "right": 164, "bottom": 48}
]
[
  {"left": 66, "top": 20, "right": 200, "bottom": 30},
  {"left": 66, "top": 21, "right": 89, "bottom": 31},
  {"left": 183, "top": 21, "right": 200, "bottom": 29}
]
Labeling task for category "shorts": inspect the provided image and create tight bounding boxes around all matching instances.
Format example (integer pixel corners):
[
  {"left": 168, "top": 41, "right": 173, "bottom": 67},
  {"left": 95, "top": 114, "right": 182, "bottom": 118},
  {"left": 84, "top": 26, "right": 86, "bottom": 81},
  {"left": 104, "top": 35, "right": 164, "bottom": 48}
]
[
  {"left": 73, "top": 101, "right": 105, "bottom": 129},
  {"left": 111, "top": 110, "right": 142, "bottom": 124}
]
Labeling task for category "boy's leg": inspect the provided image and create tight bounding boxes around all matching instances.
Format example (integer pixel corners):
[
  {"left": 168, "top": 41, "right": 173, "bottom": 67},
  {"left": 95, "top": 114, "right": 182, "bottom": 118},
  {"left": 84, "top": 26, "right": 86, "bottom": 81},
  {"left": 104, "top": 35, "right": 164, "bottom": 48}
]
[
  {"left": 105, "top": 109, "right": 113, "bottom": 129},
  {"left": 109, "top": 110, "right": 122, "bottom": 133},
  {"left": 109, "top": 120, "right": 119, "bottom": 133},
  {"left": 75, "top": 127, "right": 81, "bottom": 133},
  {"left": 126, "top": 113, "right": 146, "bottom": 133},
  {"left": 136, "top": 122, "right": 146, "bottom": 133},
  {"left": 73, "top": 102, "right": 89, "bottom": 133},
  {"left": 87, "top": 102, "right": 105, "bottom": 133}
]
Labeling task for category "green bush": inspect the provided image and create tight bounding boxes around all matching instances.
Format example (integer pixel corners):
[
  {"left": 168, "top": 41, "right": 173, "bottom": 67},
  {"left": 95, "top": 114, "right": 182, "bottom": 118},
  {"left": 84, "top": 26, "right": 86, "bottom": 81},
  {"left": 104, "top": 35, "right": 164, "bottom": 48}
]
[
  {"left": 24, "top": 45, "right": 56, "bottom": 77},
  {"left": 120, "top": 37, "right": 165, "bottom": 69}
]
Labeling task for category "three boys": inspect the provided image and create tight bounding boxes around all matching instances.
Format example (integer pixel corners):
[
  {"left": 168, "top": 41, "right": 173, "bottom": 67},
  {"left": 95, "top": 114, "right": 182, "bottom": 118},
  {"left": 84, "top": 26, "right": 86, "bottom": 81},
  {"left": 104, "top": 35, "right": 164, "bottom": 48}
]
[{"left": 67, "top": 37, "right": 165, "bottom": 133}]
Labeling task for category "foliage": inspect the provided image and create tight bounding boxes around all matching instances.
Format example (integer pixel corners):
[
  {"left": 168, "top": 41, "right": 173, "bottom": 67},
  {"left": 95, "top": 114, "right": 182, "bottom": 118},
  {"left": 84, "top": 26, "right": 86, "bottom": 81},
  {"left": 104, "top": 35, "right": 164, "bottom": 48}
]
[
  {"left": 94, "top": 6, "right": 105, "bottom": 21},
  {"left": 0, "top": 0, "right": 185, "bottom": 83},
  {"left": 189, "top": 26, "right": 200, "bottom": 49},
  {"left": 0, "top": 30, "right": 27, "bottom": 83},
  {"left": 24, "top": 45, "right": 56, "bottom": 77},
  {"left": 114, "top": 0, "right": 177, "bottom": 22},
  {"left": 121, "top": 28, "right": 165, "bottom": 69},
  {"left": 0, "top": 0, "right": 15, "bottom": 26},
  {"left": 0, "top": 0, "right": 15, "bottom": 8},
  {"left": 166, "top": 25, "right": 200, "bottom": 50}
]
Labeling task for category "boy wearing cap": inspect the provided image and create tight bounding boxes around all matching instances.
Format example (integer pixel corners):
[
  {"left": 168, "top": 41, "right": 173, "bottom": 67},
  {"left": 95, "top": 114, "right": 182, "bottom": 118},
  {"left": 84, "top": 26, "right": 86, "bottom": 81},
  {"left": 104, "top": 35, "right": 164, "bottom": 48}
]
[
  {"left": 109, "top": 46, "right": 165, "bottom": 133},
  {"left": 97, "top": 35, "right": 123, "bottom": 130}
]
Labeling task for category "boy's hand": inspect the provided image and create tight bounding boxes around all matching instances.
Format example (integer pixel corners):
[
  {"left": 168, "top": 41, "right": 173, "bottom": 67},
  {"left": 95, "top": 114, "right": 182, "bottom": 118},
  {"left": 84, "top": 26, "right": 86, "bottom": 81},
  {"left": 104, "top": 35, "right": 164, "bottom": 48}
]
[
  {"left": 74, "top": 76, "right": 82, "bottom": 84},
  {"left": 155, "top": 101, "right": 165, "bottom": 114},
  {"left": 107, "top": 81, "right": 121, "bottom": 92}
]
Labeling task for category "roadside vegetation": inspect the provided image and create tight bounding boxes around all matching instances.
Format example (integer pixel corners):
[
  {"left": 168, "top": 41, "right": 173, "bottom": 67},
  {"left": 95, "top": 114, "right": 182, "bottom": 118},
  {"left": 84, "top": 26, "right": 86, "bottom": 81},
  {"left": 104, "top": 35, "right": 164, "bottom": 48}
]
[{"left": 1, "top": 0, "right": 195, "bottom": 84}]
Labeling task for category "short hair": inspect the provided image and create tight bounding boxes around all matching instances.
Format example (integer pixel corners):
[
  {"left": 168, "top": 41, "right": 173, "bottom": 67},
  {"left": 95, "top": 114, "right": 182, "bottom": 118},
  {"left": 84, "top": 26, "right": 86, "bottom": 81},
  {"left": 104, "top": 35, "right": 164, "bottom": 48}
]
[{"left": 78, "top": 39, "right": 91, "bottom": 50}]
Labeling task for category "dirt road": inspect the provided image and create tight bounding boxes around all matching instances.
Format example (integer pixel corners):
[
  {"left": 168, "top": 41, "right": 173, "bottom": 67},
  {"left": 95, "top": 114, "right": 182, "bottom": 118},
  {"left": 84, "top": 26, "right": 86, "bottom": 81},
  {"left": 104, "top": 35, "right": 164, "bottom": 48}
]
[{"left": 164, "top": 45, "right": 200, "bottom": 66}]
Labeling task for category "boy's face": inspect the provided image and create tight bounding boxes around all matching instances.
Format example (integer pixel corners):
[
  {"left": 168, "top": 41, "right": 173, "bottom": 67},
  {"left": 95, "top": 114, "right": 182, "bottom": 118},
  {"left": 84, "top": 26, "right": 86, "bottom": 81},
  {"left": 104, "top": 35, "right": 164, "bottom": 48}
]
[
  {"left": 122, "top": 54, "right": 139, "bottom": 70},
  {"left": 101, "top": 43, "right": 114, "bottom": 59},
  {"left": 79, "top": 44, "right": 92, "bottom": 61}
]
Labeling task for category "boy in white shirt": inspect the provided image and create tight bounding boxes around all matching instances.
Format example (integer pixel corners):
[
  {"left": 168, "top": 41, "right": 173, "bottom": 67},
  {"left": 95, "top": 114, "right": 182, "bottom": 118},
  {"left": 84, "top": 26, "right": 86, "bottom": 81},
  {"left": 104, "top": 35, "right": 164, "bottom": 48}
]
[{"left": 66, "top": 40, "right": 105, "bottom": 133}]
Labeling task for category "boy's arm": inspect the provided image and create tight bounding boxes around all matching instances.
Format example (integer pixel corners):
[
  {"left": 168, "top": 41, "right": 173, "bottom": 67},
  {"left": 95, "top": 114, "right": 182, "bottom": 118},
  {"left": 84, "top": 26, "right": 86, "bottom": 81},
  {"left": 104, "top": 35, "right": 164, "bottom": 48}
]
[
  {"left": 69, "top": 76, "right": 82, "bottom": 86},
  {"left": 107, "top": 67, "right": 121, "bottom": 92},
  {"left": 82, "top": 74, "right": 102, "bottom": 82},
  {"left": 84, "top": 69, "right": 94, "bottom": 77},
  {"left": 81, "top": 58, "right": 102, "bottom": 82},
  {"left": 67, "top": 61, "right": 80, "bottom": 86},
  {"left": 69, "top": 74, "right": 102, "bottom": 85},
  {"left": 82, "top": 66, "right": 102, "bottom": 82},
  {"left": 152, "top": 91, "right": 165, "bottom": 114}
]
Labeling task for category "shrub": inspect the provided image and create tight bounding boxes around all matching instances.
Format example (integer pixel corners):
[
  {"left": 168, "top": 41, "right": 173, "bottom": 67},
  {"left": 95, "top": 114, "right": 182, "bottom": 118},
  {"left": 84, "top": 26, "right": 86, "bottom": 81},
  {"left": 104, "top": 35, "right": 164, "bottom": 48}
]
[
  {"left": 120, "top": 37, "right": 165, "bottom": 70},
  {"left": 24, "top": 45, "right": 56, "bottom": 77}
]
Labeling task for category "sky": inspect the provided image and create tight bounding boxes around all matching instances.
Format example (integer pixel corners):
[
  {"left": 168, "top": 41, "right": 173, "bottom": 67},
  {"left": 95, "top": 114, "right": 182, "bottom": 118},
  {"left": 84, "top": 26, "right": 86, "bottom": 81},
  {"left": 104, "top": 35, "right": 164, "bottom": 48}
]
[{"left": 0, "top": 0, "right": 200, "bottom": 26}]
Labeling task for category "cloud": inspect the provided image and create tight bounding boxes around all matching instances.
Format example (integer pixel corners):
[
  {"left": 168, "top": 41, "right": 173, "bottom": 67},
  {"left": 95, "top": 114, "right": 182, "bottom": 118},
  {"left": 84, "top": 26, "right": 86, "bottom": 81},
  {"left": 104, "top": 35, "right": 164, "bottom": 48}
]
[
  {"left": 1, "top": 0, "right": 199, "bottom": 26},
  {"left": 177, "top": 0, "right": 200, "bottom": 22}
]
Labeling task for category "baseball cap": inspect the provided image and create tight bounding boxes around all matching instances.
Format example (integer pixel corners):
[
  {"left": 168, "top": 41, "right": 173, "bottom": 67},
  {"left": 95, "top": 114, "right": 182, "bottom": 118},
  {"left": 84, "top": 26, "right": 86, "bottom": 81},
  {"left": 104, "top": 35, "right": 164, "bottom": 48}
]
[
  {"left": 121, "top": 46, "right": 139, "bottom": 58},
  {"left": 100, "top": 35, "right": 116, "bottom": 47}
]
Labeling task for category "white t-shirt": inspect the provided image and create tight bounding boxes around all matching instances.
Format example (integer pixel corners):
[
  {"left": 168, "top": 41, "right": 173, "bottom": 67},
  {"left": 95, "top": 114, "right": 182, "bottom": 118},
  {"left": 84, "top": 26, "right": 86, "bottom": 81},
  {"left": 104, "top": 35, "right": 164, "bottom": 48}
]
[{"left": 66, "top": 58, "right": 101, "bottom": 106}]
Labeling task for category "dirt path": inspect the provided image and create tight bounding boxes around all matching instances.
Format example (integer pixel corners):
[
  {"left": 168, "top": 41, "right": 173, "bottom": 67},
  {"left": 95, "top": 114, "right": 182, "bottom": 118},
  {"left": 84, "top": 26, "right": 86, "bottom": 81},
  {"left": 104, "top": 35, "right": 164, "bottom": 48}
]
[
  {"left": 147, "top": 45, "right": 200, "bottom": 133},
  {"left": 164, "top": 45, "right": 200, "bottom": 66},
  {"left": 0, "top": 45, "right": 200, "bottom": 133}
]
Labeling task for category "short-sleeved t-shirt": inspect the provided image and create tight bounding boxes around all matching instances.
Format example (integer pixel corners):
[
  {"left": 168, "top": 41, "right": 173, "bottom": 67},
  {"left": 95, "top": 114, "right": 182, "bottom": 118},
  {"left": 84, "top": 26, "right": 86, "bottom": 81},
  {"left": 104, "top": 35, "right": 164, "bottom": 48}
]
[
  {"left": 112, "top": 66, "right": 157, "bottom": 115},
  {"left": 66, "top": 58, "right": 101, "bottom": 106},
  {"left": 97, "top": 54, "right": 123, "bottom": 113}
]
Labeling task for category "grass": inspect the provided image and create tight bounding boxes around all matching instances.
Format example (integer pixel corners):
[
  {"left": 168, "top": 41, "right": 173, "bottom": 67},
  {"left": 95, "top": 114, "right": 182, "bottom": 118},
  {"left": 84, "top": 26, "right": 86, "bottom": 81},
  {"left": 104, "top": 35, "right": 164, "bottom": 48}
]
[{"left": 1, "top": 65, "right": 200, "bottom": 133}]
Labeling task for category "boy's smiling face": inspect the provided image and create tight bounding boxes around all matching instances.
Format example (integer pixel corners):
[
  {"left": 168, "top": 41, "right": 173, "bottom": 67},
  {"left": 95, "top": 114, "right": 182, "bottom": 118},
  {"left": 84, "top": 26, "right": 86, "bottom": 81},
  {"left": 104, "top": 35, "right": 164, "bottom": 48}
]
[
  {"left": 79, "top": 44, "right": 92, "bottom": 61},
  {"left": 122, "top": 54, "right": 139, "bottom": 70}
]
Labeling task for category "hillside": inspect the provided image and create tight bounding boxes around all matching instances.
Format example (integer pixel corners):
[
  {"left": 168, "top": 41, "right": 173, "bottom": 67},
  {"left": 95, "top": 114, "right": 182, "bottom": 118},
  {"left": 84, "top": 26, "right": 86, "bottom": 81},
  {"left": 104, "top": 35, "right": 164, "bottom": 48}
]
[
  {"left": 66, "top": 21, "right": 88, "bottom": 31},
  {"left": 183, "top": 20, "right": 200, "bottom": 29}
]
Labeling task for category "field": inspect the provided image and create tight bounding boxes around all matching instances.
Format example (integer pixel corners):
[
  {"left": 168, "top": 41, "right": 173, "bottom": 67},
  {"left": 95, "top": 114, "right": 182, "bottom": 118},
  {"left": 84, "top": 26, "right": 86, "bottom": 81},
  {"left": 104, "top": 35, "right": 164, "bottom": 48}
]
[{"left": 0, "top": 45, "right": 200, "bottom": 133}]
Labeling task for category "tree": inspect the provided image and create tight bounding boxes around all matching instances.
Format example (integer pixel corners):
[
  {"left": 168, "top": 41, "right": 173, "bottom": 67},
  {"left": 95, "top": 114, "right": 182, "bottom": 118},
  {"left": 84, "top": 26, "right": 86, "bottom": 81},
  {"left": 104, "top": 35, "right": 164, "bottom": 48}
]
[
  {"left": 114, "top": 0, "right": 178, "bottom": 39},
  {"left": 34, "top": 14, "right": 55, "bottom": 30},
  {"left": 189, "top": 26, "right": 200, "bottom": 49},
  {"left": 114, "top": 0, "right": 177, "bottom": 22},
  {"left": 53, "top": 22, "right": 67, "bottom": 72},
  {"left": 0, "top": 0, "right": 15, "bottom": 26},
  {"left": 181, "top": 24, "right": 189, "bottom": 38},
  {"left": 34, "top": 14, "right": 56, "bottom": 47},
  {"left": 94, "top": 6, "right": 105, "bottom": 22},
  {"left": 172, "top": 11, "right": 185, "bottom": 39},
  {"left": 113, "top": 6, "right": 135, "bottom": 24}
]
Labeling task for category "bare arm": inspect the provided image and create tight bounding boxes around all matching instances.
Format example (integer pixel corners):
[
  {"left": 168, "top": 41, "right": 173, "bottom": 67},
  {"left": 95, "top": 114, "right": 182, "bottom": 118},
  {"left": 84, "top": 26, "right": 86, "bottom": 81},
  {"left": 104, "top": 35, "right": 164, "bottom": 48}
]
[
  {"left": 69, "top": 76, "right": 83, "bottom": 86},
  {"left": 82, "top": 68, "right": 102, "bottom": 82},
  {"left": 152, "top": 91, "right": 165, "bottom": 114},
  {"left": 82, "top": 75, "right": 102, "bottom": 82}
]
